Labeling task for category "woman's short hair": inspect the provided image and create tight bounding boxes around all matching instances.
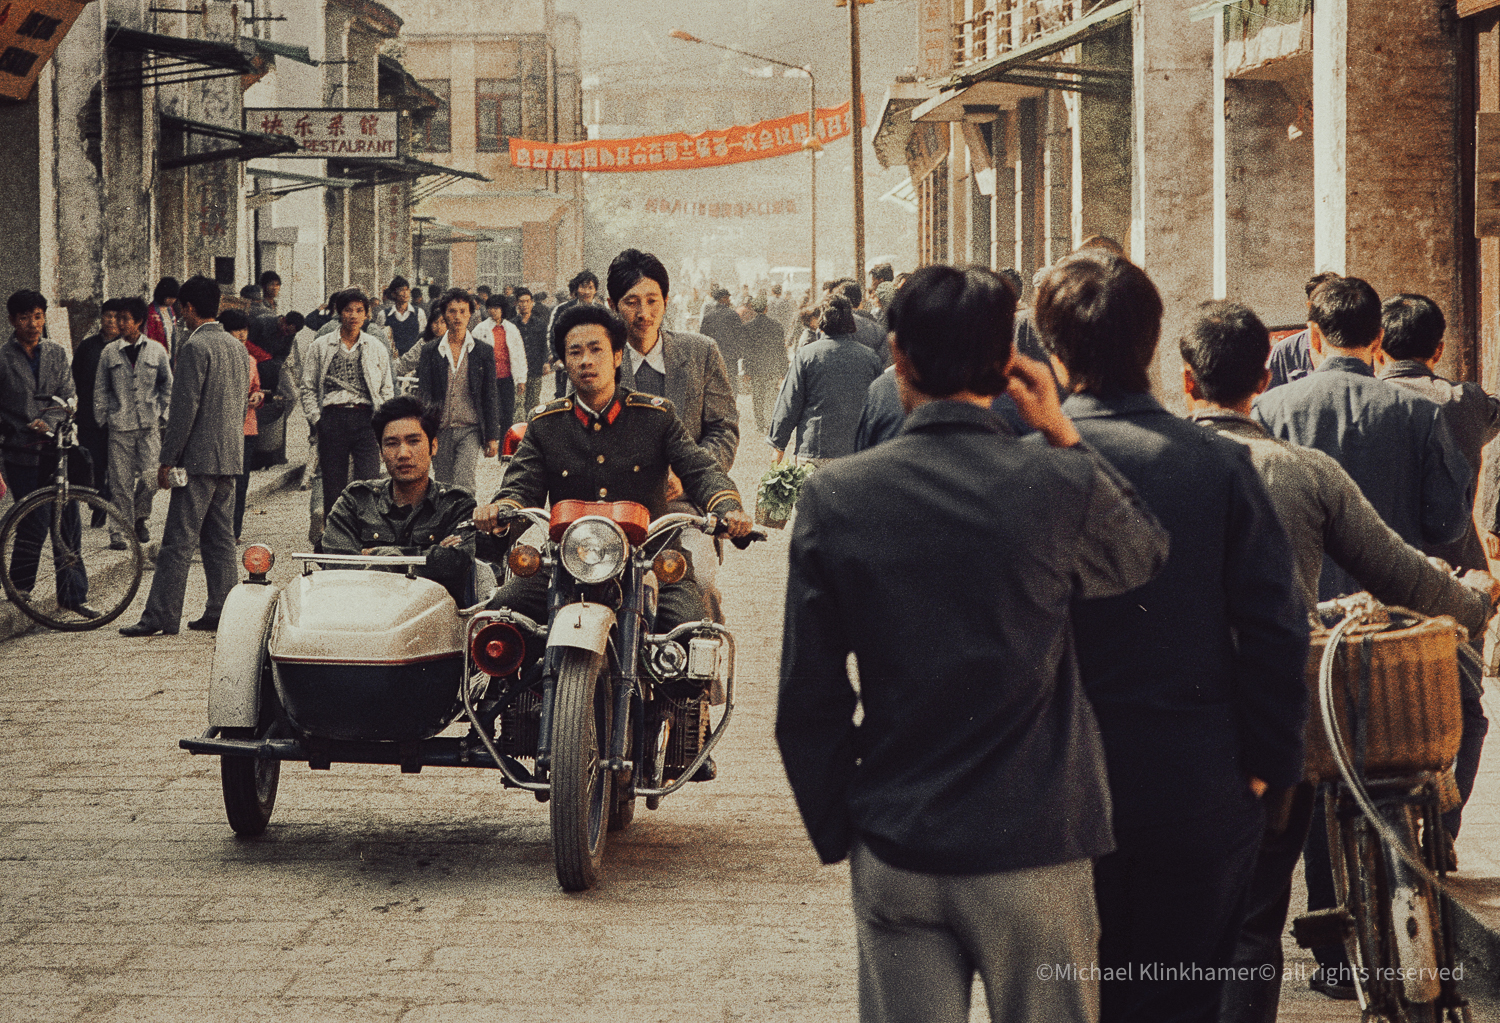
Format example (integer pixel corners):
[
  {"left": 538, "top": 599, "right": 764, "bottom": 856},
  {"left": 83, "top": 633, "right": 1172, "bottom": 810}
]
[
  {"left": 887, "top": 264, "right": 1014, "bottom": 398},
  {"left": 552, "top": 303, "right": 628, "bottom": 362},
  {"left": 818, "top": 295, "right": 857, "bottom": 337},
  {"left": 1034, "top": 252, "right": 1163, "bottom": 396}
]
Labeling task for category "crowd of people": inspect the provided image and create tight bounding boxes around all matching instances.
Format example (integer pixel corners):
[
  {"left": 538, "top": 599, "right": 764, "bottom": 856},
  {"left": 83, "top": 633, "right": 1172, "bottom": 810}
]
[{"left": 4, "top": 236, "right": 1498, "bottom": 1023}]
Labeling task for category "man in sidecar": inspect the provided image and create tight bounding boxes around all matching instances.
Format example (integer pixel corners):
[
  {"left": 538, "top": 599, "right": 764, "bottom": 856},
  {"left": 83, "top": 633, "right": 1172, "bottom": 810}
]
[
  {"left": 321, "top": 394, "right": 483, "bottom": 603},
  {"left": 473, "top": 302, "right": 752, "bottom": 630}
]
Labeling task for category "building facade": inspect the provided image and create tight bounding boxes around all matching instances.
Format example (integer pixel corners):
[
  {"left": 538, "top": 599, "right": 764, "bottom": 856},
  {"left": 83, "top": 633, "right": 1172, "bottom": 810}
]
[{"left": 387, "top": 0, "right": 586, "bottom": 292}]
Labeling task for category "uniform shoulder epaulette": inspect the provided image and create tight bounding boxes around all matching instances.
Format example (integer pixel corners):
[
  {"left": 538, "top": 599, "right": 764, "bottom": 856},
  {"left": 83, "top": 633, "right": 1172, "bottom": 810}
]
[
  {"left": 625, "top": 392, "right": 671, "bottom": 411},
  {"left": 531, "top": 397, "right": 573, "bottom": 419}
]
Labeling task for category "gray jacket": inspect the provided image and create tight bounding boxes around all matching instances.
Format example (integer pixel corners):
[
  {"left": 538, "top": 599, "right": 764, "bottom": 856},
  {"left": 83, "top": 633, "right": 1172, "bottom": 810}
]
[
  {"left": 768, "top": 332, "right": 883, "bottom": 459},
  {"left": 94, "top": 338, "right": 172, "bottom": 432},
  {"left": 298, "top": 330, "right": 395, "bottom": 427},
  {"left": 616, "top": 328, "right": 739, "bottom": 472},
  {"left": 1195, "top": 410, "right": 1489, "bottom": 638},
  {"left": 0, "top": 336, "right": 73, "bottom": 465},
  {"left": 159, "top": 321, "right": 250, "bottom": 477}
]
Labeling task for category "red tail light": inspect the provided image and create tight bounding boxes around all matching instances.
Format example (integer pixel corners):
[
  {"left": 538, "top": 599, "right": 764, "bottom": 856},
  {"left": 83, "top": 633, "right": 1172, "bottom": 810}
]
[{"left": 471, "top": 621, "right": 526, "bottom": 677}]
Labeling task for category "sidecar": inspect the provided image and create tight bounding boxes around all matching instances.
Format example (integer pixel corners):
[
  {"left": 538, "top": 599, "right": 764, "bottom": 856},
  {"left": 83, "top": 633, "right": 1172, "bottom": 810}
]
[{"left": 179, "top": 544, "right": 515, "bottom": 837}]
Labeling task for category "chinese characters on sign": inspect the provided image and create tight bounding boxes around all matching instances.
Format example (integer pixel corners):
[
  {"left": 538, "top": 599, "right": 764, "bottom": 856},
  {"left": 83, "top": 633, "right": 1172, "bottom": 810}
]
[
  {"left": 245, "top": 108, "right": 400, "bottom": 159},
  {"left": 511, "top": 99, "right": 864, "bottom": 173},
  {"left": 0, "top": 0, "right": 91, "bottom": 101},
  {"left": 641, "top": 198, "right": 799, "bottom": 218}
]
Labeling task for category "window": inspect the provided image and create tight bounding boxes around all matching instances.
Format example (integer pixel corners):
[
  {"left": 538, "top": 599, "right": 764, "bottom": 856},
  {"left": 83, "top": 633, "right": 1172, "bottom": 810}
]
[
  {"left": 414, "top": 79, "right": 450, "bottom": 152},
  {"left": 476, "top": 78, "right": 522, "bottom": 152}
]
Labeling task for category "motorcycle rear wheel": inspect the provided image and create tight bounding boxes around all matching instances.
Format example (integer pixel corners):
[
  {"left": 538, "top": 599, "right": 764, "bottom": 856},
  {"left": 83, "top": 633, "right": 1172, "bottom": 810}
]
[{"left": 550, "top": 649, "right": 612, "bottom": 891}]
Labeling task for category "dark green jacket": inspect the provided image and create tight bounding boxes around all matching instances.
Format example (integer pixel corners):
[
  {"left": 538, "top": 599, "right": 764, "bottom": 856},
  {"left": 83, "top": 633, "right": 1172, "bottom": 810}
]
[
  {"left": 323, "top": 477, "right": 477, "bottom": 559},
  {"left": 493, "top": 386, "right": 742, "bottom": 520}
]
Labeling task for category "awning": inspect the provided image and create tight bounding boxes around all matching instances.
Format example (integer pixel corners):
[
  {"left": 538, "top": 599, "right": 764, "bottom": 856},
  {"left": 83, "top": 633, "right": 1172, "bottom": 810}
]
[
  {"left": 245, "top": 167, "right": 356, "bottom": 209},
  {"left": 911, "top": 80, "right": 1044, "bottom": 123},
  {"left": 378, "top": 53, "right": 440, "bottom": 112},
  {"left": 329, "top": 156, "right": 491, "bottom": 201},
  {"left": 250, "top": 38, "right": 317, "bottom": 67},
  {"left": 871, "top": 81, "right": 935, "bottom": 171},
  {"left": 160, "top": 115, "right": 299, "bottom": 171},
  {"left": 943, "top": 0, "right": 1132, "bottom": 95},
  {"left": 879, "top": 177, "right": 917, "bottom": 214},
  {"left": 105, "top": 23, "right": 262, "bottom": 90}
]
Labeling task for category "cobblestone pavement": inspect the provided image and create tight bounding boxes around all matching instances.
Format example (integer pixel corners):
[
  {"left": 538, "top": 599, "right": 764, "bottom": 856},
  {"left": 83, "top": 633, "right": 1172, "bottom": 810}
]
[{"left": 0, "top": 397, "right": 1492, "bottom": 1021}]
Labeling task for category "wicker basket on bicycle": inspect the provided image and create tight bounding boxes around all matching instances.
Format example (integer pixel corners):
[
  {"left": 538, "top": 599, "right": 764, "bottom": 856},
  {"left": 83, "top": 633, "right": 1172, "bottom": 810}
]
[{"left": 1303, "top": 608, "right": 1464, "bottom": 782}]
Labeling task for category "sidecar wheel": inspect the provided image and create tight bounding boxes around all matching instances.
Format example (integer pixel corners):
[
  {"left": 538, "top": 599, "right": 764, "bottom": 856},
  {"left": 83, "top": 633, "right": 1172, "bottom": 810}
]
[
  {"left": 551, "top": 649, "right": 611, "bottom": 890},
  {"left": 220, "top": 728, "right": 279, "bottom": 837}
]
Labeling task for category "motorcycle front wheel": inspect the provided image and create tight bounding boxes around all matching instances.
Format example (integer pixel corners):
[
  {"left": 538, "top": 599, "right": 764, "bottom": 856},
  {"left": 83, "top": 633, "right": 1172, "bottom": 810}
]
[{"left": 550, "top": 648, "right": 612, "bottom": 891}]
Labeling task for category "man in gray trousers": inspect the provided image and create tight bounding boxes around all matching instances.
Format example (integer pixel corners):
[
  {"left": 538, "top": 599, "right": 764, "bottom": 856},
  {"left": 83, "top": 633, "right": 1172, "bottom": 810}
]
[{"left": 121, "top": 276, "right": 249, "bottom": 637}]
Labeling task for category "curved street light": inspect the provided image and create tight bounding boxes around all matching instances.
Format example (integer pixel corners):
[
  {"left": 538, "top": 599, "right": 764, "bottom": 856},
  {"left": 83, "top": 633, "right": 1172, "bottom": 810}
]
[{"left": 668, "top": 28, "right": 819, "bottom": 295}]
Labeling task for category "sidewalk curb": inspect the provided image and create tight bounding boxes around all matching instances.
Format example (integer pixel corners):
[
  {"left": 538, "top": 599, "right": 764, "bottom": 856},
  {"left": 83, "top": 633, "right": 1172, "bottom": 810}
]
[{"left": 0, "top": 463, "right": 304, "bottom": 645}]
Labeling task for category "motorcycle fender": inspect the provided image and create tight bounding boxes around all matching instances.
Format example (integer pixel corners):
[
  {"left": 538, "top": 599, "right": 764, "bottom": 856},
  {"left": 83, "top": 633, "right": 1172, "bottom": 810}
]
[
  {"left": 207, "top": 582, "right": 281, "bottom": 728},
  {"left": 546, "top": 602, "right": 616, "bottom": 654}
]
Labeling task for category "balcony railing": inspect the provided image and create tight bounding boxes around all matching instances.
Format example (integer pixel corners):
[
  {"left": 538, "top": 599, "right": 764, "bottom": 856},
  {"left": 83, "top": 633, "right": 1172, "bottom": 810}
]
[{"left": 954, "top": 0, "right": 1093, "bottom": 70}]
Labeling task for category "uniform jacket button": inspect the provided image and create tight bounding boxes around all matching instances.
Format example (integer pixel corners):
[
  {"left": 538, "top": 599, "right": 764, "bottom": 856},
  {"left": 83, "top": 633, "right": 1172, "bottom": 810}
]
[
  {"left": 593, "top": 423, "right": 601, "bottom": 431},
  {"left": 599, "top": 488, "right": 607, "bottom": 497},
  {"left": 561, "top": 469, "right": 569, "bottom": 477},
  {"left": 596, "top": 454, "right": 605, "bottom": 463},
  {"left": 633, "top": 465, "right": 640, "bottom": 472}
]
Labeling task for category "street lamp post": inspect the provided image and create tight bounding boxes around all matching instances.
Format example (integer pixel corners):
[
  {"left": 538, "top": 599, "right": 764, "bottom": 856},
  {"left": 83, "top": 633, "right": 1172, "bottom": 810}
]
[{"left": 668, "top": 29, "right": 821, "bottom": 295}]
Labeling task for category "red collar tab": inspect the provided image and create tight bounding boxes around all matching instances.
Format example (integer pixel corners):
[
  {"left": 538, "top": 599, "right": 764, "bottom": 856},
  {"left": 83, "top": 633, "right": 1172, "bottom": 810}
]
[{"left": 573, "top": 395, "right": 623, "bottom": 427}]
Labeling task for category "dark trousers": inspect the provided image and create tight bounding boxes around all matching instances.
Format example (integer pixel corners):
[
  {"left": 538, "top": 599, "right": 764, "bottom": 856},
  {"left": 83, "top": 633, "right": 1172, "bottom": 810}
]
[
  {"left": 77, "top": 422, "right": 109, "bottom": 500},
  {"left": 523, "top": 377, "right": 546, "bottom": 413},
  {"left": 1, "top": 454, "right": 87, "bottom": 603},
  {"left": 317, "top": 406, "right": 380, "bottom": 519},
  {"left": 232, "top": 438, "right": 255, "bottom": 539},
  {"left": 1219, "top": 783, "right": 1318, "bottom": 1023},
  {"left": 497, "top": 376, "right": 516, "bottom": 434},
  {"left": 748, "top": 371, "right": 781, "bottom": 433},
  {"left": 1095, "top": 797, "right": 1263, "bottom": 1023},
  {"left": 139, "top": 474, "right": 236, "bottom": 627}
]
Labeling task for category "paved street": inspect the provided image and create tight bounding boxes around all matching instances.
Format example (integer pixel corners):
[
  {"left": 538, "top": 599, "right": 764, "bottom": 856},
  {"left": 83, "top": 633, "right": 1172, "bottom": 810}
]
[{"left": 0, "top": 398, "right": 1495, "bottom": 1021}]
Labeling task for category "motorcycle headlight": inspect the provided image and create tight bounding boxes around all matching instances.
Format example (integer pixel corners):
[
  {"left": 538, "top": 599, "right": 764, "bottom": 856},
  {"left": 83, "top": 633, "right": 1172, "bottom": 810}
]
[{"left": 559, "top": 517, "right": 628, "bottom": 585}]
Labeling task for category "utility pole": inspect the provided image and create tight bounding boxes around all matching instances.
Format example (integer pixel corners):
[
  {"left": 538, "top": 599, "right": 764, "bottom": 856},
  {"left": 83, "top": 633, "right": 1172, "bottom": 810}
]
[{"left": 848, "top": 0, "right": 866, "bottom": 287}]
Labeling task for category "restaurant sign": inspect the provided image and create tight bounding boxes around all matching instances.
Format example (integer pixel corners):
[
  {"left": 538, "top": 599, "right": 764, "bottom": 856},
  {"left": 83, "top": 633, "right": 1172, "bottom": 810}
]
[{"left": 244, "top": 108, "right": 400, "bottom": 159}]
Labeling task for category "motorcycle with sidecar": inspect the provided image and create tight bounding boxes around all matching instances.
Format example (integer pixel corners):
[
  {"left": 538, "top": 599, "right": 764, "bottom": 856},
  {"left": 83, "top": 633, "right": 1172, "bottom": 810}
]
[{"left": 180, "top": 499, "right": 763, "bottom": 890}]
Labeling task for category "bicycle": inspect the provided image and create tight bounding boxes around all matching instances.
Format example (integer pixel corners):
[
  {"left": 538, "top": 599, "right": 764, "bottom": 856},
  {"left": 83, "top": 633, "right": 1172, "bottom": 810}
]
[
  {"left": 1294, "top": 595, "right": 1474, "bottom": 1023},
  {"left": 0, "top": 396, "right": 145, "bottom": 630}
]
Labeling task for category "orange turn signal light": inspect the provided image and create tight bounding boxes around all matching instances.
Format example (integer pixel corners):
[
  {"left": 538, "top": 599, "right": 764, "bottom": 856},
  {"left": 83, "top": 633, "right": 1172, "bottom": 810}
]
[
  {"left": 507, "top": 544, "right": 542, "bottom": 577},
  {"left": 243, "top": 544, "right": 275, "bottom": 576},
  {"left": 652, "top": 549, "right": 688, "bottom": 585}
]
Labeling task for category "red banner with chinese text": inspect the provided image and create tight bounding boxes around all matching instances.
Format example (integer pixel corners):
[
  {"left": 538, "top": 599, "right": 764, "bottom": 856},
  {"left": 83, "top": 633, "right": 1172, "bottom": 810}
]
[{"left": 511, "top": 98, "right": 864, "bottom": 173}]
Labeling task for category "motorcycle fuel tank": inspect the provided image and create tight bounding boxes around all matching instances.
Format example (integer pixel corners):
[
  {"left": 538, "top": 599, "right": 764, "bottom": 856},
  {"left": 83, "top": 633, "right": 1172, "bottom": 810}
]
[{"left": 268, "top": 570, "right": 466, "bottom": 742}]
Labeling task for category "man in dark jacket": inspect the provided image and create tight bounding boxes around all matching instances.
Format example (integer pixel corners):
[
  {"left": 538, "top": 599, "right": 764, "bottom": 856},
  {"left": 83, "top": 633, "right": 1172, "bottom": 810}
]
[
  {"left": 1178, "top": 301, "right": 1498, "bottom": 1023},
  {"left": 698, "top": 288, "right": 744, "bottom": 381},
  {"left": 475, "top": 302, "right": 750, "bottom": 633},
  {"left": 1038, "top": 252, "right": 1310, "bottom": 1023},
  {"left": 778, "top": 264, "right": 1169, "bottom": 1023},
  {"left": 415, "top": 288, "right": 500, "bottom": 495},
  {"left": 323, "top": 395, "right": 479, "bottom": 604},
  {"left": 738, "top": 295, "right": 787, "bottom": 432},
  {"left": 1254, "top": 277, "right": 1472, "bottom": 601},
  {"left": 0, "top": 289, "right": 91, "bottom": 612},
  {"left": 73, "top": 298, "right": 122, "bottom": 524}
]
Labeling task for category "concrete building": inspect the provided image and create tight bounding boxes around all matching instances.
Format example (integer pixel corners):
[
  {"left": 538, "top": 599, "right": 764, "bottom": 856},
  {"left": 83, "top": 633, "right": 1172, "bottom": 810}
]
[
  {"left": 873, "top": 0, "right": 1484, "bottom": 398},
  {"left": 385, "top": 0, "right": 585, "bottom": 293},
  {"left": 0, "top": 0, "right": 459, "bottom": 348}
]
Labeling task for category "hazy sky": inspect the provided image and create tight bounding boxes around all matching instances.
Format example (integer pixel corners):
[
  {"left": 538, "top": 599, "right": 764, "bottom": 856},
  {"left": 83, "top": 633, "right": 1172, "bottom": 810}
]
[{"left": 557, "top": 0, "right": 918, "bottom": 95}]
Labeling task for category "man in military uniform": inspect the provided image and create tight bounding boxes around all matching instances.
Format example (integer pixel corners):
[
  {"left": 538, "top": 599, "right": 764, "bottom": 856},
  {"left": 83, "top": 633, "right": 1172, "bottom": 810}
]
[
  {"left": 322, "top": 395, "right": 480, "bottom": 602},
  {"left": 475, "top": 303, "right": 751, "bottom": 630}
]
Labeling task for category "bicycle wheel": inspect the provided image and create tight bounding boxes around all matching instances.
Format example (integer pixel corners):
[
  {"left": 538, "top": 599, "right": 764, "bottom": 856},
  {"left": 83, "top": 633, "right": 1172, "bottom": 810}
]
[{"left": 0, "top": 486, "right": 144, "bottom": 630}]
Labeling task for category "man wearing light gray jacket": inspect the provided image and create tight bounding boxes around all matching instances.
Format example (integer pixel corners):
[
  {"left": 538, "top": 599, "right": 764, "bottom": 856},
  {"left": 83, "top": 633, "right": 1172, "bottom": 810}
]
[
  {"left": 121, "top": 277, "right": 249, "bottom": 637},
  {"left": 95, "top": 297, "right": 171, "bottom": 550}
]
